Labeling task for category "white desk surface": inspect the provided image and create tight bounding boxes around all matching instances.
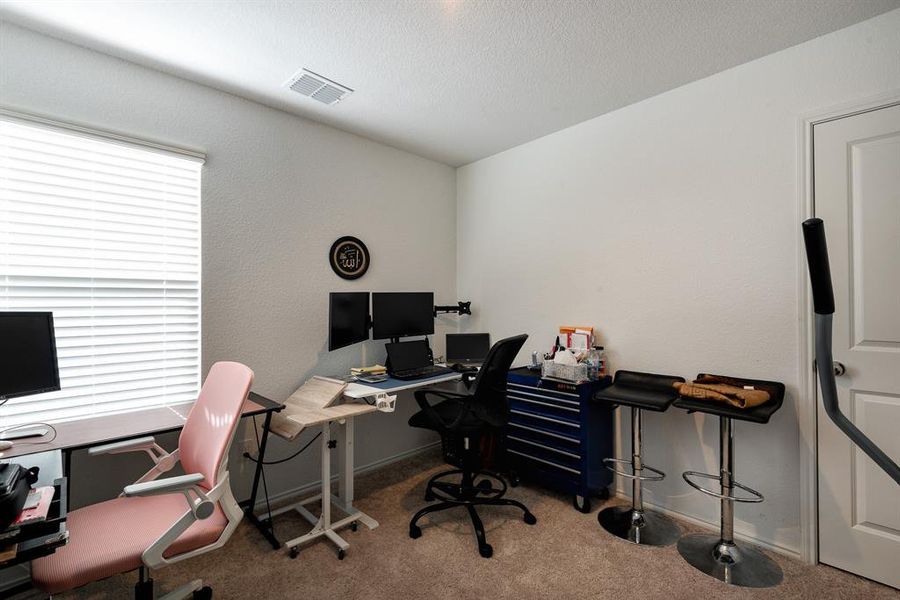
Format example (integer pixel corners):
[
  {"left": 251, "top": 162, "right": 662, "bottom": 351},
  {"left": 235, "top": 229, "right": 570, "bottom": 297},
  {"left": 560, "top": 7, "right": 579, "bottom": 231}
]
[{"left": 343, "top": 372, "right": 462, "bottom": 399}]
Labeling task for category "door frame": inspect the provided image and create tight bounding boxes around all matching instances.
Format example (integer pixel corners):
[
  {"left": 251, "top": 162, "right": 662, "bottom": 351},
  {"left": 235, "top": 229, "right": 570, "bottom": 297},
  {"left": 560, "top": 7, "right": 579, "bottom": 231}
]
[{"left": 796, "top": 90, "right": 900, "bottom": 565}]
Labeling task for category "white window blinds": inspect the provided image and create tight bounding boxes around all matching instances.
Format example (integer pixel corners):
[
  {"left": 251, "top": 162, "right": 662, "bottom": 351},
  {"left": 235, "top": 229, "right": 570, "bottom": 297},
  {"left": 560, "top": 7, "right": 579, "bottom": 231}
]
[{"left": 0, "top": 114, "right": 203, "bottom": 426}]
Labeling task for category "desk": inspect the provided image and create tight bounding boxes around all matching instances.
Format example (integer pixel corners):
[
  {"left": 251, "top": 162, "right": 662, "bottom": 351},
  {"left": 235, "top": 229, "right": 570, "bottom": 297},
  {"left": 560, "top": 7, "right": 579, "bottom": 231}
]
[
  {"left": 1, "top": 393, "right": 283, "bottom": 549},
  {"left": 0, "top": 451, "right": 67, "bottom": 570},
  {"left": 343, "top": 372, "right": 462, "bottom": 399}
]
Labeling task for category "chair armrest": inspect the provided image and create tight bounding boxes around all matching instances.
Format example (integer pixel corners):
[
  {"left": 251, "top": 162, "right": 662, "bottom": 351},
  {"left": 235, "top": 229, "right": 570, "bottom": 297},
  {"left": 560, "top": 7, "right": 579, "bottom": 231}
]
[
  {"left": 89, "top": 436, "right": 157, "bottom": 456},
  {"left": 414, "top": 389, "right": 474, "bottom": 430},
  {"left": 124, "top": 473, "right": 205, "bottom": 497}
]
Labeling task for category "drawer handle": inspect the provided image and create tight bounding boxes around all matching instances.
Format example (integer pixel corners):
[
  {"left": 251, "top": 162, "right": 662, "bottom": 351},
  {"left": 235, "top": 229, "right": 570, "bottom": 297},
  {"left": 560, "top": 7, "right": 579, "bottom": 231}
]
[
  {"left": 508, "top": 395, "right": 580, "bottom": 413},
  {"left": 507, "top": 449, "right": 581, "bottom": 474},
  {"left": 508, "top": 422, "right": 580, "bottom": 444},
  {"left": 507, "top": 435, "right": 581, "bottom": 459},
  {"left": 510, "top": 409, "right": 580, "bottom": 428},
  {"left": 508, "top": 383, "right": 580, "bottom": 399}
]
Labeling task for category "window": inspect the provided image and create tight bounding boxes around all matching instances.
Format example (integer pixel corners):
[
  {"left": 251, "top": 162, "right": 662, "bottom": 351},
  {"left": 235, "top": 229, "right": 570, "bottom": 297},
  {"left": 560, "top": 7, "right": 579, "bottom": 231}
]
[{"left": 0, "top": 113, "right": 203, "bottom": 426}]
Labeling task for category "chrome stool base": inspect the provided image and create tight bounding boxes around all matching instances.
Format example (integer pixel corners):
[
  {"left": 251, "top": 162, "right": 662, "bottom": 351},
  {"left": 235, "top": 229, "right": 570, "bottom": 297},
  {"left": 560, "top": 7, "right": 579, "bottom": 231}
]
[
  {"left": 598, "top": 506, "right": 680, "bottom": 546},
  {"left": 677, "top": 533, "right": 783, "bottom": 588}
]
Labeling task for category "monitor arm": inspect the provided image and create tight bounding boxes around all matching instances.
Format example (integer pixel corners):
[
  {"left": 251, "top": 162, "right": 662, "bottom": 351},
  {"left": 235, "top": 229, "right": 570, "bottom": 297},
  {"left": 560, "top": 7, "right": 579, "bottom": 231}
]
[{"left": 434, "top": 301, "right": 472, "bottom": 317}]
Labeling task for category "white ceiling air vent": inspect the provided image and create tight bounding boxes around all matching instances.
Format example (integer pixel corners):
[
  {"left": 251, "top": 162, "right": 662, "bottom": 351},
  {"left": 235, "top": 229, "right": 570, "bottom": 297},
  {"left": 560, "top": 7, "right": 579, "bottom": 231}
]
[{"left": 285, "top": 69, "right": 353, "bottom": 105}]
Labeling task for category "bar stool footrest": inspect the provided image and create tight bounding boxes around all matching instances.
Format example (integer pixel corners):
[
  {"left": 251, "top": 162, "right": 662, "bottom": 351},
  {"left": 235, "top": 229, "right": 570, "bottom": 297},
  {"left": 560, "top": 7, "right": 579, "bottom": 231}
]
[
  {"left": 603, "top": 457, "right": 665, "bottom": 481},
  {"left": 682, "top": 470, "right": 764, "bottom": 503}
]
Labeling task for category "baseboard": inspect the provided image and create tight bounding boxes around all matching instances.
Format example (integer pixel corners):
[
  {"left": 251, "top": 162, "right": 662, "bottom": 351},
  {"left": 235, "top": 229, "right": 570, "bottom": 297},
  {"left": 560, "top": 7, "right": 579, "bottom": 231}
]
[
  {"left": 252, "top": 441, "right": 440, "bottom": 511},
  {"left": 614, "top": 490, "right": 801, "bottom": 559}
]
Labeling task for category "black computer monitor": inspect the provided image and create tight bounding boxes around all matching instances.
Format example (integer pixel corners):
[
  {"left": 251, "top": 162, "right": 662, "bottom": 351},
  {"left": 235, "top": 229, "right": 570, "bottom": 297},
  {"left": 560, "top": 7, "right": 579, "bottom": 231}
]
[
  {"left": 446, "top": 333, "right": 491, "bottom": 364},
  {"left": 371, "top": 292, "right": 434, "bottom": 340},
  {"left": 0, "top": 312, "right": 61, "bottom": 401},
  {"left": 328, "top": 292, "right": 371, "bottom": 351}
]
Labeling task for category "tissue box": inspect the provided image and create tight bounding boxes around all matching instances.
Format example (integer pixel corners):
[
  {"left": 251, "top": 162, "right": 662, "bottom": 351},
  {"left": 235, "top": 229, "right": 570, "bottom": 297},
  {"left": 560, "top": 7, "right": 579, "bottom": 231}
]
[{"left": 542, "top": 361, "right": 589, "bottom": 383}]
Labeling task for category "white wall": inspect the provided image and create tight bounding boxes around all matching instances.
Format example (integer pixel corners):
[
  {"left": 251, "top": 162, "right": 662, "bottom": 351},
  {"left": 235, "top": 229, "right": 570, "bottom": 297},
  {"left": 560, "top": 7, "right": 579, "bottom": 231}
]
[
  {"left": 0, "top": 21, "right": 456, "bottom": 508},
  {"left": 457, "top": 8, "right": 900, "bottom": 555}
]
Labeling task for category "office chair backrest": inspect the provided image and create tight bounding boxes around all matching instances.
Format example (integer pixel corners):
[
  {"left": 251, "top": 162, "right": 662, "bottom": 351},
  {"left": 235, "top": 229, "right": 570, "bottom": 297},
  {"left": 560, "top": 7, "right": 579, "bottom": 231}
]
[
  {"left": 471, "top": 334, "right": 528, "bottom": 422},
  {"left": 179, "top": 361, "right": 254, "bottom": 490}
]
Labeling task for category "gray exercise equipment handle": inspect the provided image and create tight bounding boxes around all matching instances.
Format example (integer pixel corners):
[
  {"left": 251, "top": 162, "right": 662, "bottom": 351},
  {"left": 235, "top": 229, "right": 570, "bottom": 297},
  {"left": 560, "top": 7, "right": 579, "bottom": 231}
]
[{"left": 802, "top": 218, "right": 900, "bottom": 485}]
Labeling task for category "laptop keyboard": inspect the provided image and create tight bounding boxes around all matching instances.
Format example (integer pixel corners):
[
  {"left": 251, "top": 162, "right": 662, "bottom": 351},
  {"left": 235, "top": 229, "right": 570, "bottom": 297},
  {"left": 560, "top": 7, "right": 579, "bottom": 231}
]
[{"left": 391, "top": 365, "right": 454, "bottom": 380}]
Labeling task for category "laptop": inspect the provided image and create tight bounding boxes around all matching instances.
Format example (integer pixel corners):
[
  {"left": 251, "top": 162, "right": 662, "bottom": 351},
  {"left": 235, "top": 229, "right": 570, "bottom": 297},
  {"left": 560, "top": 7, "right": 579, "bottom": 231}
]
[
  {"left": 446, "top": 333, "right": 491, "bottom": 367},
  {"left": 385, "top": 340, "right": 453, "bottom": 381}
]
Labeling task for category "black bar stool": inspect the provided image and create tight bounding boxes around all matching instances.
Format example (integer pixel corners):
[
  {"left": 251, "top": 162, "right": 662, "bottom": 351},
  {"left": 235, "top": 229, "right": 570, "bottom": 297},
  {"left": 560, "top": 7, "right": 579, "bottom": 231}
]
[
  {"left": 593, "top": 370, "right": 684, "bottom": 545},
  {"left": 673, "top": 374, "right": 785, "bottom": 588}
]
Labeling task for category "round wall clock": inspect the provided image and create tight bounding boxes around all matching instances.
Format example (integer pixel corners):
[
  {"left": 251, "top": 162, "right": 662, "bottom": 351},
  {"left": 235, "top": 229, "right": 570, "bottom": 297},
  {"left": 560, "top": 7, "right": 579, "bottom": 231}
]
[{"left": 329, "top": 236, "right": 370, "bottom": 280}]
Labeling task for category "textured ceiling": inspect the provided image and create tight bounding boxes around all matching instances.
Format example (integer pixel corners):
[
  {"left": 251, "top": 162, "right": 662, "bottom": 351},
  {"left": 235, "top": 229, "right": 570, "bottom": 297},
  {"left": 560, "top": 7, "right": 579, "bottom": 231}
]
[{"left": 1, "top": 0, "right": 897, "bottom": 166}]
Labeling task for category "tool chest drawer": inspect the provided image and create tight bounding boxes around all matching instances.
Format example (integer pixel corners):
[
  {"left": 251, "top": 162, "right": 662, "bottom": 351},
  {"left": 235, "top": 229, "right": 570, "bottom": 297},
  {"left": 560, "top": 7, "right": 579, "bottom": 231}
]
[{"left": 503, "top": 368, "right": 614, "bottom": 513}]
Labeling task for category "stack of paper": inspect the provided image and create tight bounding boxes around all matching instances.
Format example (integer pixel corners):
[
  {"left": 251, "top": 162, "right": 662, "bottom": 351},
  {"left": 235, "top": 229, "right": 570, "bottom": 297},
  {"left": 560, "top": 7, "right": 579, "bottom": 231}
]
[{"left": 350, "top": 364, "right": 387, "bottom": 376}]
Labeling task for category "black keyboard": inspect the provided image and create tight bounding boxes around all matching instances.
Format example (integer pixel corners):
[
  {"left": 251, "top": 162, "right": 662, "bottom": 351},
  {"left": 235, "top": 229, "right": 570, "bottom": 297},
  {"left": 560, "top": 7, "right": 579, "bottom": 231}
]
[{"left": 390, "top": 365, "right": 454, "bottom": 381}]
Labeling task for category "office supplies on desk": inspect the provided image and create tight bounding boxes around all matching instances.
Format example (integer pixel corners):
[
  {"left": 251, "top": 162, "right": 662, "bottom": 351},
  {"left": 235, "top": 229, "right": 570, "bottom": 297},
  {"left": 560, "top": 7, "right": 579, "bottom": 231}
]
[{"left": 385, "top": 340, "right": 453, "bottom": 381}]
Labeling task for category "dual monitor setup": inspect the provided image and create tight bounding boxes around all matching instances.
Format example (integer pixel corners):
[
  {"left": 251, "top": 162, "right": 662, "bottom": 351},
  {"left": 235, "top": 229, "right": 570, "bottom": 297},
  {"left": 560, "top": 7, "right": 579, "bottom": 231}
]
[{"left": 328, "top": 292, "right": 490, "bottom": 382}]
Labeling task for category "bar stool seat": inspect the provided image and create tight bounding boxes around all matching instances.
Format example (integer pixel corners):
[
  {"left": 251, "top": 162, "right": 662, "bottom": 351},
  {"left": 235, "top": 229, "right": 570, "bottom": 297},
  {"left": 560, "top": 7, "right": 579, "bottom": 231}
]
[
  {"left": 594, "top": 370, "right": 684, "bottom": 546},
  {"left": 673, "top": 374, "right": 785, "bottom": 588}
]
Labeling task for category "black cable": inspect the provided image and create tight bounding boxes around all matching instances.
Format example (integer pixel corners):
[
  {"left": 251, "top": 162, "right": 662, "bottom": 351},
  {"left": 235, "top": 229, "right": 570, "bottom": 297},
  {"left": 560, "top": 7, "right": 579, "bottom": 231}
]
[{"left": 243, "top": 429, "right": 323, "bottom": 466}]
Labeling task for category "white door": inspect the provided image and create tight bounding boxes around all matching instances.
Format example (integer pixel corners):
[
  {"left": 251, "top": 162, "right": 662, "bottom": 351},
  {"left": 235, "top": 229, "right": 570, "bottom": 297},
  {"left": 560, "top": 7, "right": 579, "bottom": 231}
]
[{"left": 813, "top": 102, "right": 900, "bottom": 589}]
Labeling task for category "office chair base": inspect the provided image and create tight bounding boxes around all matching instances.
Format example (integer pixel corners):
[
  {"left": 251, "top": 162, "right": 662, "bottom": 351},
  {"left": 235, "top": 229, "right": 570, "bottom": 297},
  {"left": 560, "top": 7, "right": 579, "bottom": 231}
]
[
  {"left": 410, "top": 468, "right": 535, "bottom": 558},
  {"left": 677, "top": 533, "right": 783, "bottom": 588},
  {"left": 597, "top": 506, "right": 680, "bottom": 546}
]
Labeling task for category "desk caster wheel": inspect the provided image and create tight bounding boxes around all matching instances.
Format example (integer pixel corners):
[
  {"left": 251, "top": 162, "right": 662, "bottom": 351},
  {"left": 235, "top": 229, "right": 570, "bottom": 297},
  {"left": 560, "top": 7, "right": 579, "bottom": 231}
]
[
  {"left": 479, "top": 543, "right": 493, "bottom": 558},
  {"left": 193, "top": 587, "right": 212, "bottom": 600},
  {"left": 573, "top": 494, "right": 591, "bottom": 513},
  {"left": 350, "top": 521, "right": 358, "bottom": 532},
  {"left": 409, "top": 524, "right": 422, "bottom": 539},
  {"left": 337, "top": 549, "right": 345, "bottom": 560},
  {"left": 289, "top": 547, "right": 300, "bottom": 559},
  {"left": 523, "top": 512, "right": 537, "bottom": 525}
]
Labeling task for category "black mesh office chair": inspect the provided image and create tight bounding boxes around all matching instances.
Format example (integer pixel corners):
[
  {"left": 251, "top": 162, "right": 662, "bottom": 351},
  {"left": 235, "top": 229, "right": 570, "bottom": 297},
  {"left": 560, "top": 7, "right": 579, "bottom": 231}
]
[{"left": 407, "top": 334, "right": 535, "bottom": 558}]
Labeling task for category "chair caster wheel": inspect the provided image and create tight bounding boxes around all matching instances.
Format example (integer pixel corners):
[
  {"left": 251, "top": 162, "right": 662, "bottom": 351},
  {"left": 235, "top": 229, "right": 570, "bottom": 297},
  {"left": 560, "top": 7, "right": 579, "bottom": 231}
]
[
  {"left": 409, "top": 524, "right": 422, "bottom": 539},
  {"left": 479, "top": 544, "right": 493, "bottom": 558},
  {"left": 523, "top": 512, "right": 537, "bottom": 525},
  {"left": 193, "top": 587, "right": 212, "bottom": 600},
  {"left": 350, "top": 521, "right": 358, "bottom": 532},
  {"left": 573, "top": 494, "right": 591, "bottom": 513},
  {"left": 337, "top": 549, "right": 345, "bottom": 560},
  {"left": 289, "top": 547, "right": 300, "bottom": 559}
]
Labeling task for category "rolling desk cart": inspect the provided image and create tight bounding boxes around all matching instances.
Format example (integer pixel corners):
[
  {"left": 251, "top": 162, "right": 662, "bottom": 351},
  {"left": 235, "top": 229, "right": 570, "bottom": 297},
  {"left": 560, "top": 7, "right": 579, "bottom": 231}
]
[{"left": 503, "top": 368, "right": 614, "bottom": 513}]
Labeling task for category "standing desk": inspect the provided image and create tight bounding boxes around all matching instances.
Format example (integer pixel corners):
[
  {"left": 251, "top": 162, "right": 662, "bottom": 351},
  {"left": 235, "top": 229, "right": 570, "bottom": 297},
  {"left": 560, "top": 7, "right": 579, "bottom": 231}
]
[
  {"left": 1, "top": 392, "right": 284, "bottom": 549},
  {"left": 257, "top": 372, "right": 462, "bottom": 558}
]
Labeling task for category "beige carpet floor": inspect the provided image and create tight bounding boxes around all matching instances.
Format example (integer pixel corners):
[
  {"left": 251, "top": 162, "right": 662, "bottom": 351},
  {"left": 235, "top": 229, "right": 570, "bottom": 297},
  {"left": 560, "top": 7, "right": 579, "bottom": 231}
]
[{"left": 17, "top": 449, "right": 899, "bottom": 599}]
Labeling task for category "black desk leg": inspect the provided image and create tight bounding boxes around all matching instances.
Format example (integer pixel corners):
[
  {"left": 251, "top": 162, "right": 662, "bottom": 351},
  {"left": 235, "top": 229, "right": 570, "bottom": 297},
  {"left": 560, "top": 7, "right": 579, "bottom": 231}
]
[{"left": 243, "top": 411, "right": 280, "bottom": 549}]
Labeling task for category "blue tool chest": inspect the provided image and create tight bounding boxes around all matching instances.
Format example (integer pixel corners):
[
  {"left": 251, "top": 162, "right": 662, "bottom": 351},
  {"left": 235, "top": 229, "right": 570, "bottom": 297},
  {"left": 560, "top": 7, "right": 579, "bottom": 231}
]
[{"left": 504, "top": 368, "right": 614, "bottom": 513}]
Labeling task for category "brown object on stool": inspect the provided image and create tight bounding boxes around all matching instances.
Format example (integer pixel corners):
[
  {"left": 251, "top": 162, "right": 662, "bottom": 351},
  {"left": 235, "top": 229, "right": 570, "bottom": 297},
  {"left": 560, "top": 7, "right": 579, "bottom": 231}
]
[{"left": 674, "top": 374, "right": 771, "bottom": 408}]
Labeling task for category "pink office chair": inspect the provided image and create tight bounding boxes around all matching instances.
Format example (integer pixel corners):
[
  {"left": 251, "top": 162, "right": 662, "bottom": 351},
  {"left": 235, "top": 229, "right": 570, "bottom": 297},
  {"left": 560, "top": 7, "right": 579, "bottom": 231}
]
[{"left": 32, "top": 361, "right": 254, "bottom": 600}]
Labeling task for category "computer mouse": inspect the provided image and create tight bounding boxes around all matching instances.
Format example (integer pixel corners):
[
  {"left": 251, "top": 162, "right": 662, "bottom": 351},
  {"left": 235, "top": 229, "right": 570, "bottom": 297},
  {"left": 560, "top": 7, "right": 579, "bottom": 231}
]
[{"left": 0, "top": 440, "right": 14, "bottom": 452}]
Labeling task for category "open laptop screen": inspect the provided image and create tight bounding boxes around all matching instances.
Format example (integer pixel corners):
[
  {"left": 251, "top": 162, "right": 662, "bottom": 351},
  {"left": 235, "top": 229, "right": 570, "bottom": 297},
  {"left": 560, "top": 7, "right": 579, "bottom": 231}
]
[
  {"left": 446, "top": 333, "right": 490, "bottom": 364},
  {"left": 386, "top": 340, "right": 430, "bottom": 372}
]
